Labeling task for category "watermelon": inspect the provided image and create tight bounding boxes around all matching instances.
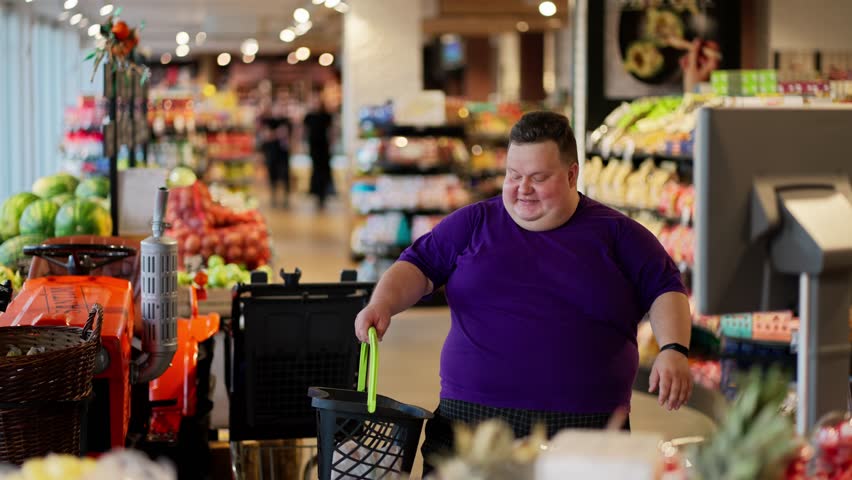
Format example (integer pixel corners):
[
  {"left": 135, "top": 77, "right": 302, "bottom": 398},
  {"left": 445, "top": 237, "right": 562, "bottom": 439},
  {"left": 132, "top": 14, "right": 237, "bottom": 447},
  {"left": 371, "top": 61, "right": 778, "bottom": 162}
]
[
  {"left": 32, "top": 175, "right": 73, "bottom": 199},
  {"left": 0, "top": 234, "right": 47, "bottom": 269},
  {"left": 75, "top": 176, "right": 110, "bottom": 199},
  {"left": 54, "top": 199, "right": 112, "bottom": 237},
  {"left": 50, "top": 193, "right": 75, "bottom": 207},
  {"left": 53, "top": 173, "right": 80, "bottom": 193},
  {"left": 19, "top": 199, "right": 60, "bottom": 237},
  {"left": 0, "top": 192, "right": 40, "bottom": 241}
]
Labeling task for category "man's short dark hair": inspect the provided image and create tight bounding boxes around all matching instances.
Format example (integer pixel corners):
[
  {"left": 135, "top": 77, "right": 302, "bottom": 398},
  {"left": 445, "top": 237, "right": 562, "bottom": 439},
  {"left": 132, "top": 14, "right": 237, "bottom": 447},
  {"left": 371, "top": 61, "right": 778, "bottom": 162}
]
[{"left": 509, "top": 111, "right": 578, "bottom": 166}]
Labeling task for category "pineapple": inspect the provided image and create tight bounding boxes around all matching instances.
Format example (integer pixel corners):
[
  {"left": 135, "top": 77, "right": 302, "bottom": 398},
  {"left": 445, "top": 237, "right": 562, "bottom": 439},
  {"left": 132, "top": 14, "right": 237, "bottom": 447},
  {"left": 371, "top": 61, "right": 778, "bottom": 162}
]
[{"left": 689, "top": 366, "right": 801, "bottom": 480}]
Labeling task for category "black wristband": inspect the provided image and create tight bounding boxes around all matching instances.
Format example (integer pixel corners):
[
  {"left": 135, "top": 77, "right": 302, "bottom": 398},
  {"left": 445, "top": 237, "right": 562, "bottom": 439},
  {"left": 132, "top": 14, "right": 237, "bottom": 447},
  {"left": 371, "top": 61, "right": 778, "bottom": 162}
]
[{"left": 659, "top": 343, "right": 689, "bottom": 358}]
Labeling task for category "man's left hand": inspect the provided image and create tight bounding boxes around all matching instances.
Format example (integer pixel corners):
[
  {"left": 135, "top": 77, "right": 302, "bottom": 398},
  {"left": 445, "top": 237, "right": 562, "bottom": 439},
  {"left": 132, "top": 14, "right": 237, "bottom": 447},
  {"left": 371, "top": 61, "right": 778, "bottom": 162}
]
[{"left": 648, "top": 350, "right": 693, "bottom": 411}]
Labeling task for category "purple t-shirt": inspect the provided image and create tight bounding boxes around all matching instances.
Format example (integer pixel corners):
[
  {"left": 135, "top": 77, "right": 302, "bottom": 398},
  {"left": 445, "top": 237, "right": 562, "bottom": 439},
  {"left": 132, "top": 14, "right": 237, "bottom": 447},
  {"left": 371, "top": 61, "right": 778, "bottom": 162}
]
[{"left": 398, "top": 194, "right": 686, "bottom": 413}]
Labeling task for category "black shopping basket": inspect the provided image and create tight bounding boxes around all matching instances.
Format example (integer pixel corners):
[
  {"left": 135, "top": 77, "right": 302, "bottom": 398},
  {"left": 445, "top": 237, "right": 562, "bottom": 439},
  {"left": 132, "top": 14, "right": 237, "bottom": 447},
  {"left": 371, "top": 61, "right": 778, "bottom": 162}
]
[
  {"left": 227, "top": 269, "right": 376, "bottom": 442},
  {"left": 309, "top": 327, "right": 433, "bottom": 480}
]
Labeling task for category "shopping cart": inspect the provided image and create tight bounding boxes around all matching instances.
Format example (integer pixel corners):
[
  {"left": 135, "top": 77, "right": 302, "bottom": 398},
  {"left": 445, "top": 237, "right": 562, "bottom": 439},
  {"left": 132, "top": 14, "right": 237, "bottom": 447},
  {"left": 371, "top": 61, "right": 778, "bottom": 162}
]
[
  {"left": 226, "top": 268, "right": 376, "bottom": 479},
  {"left": 309, "top": 327, "right": 433, "bottom": 480}
]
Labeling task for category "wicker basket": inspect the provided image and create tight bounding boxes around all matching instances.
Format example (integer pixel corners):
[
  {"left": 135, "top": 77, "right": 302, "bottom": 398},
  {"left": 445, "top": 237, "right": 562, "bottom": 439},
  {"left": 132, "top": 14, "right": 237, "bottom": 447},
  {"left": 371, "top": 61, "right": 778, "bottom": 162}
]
[{"left": 0, "top": 304, "right": 103, "bottom": 465}]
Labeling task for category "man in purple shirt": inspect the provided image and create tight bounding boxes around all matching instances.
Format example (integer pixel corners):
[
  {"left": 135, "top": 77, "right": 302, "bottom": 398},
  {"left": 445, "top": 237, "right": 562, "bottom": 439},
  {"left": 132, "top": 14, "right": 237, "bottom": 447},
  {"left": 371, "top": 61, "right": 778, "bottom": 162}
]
[{"left": 354, "top": 111, "right": 692, "bottom": 470}]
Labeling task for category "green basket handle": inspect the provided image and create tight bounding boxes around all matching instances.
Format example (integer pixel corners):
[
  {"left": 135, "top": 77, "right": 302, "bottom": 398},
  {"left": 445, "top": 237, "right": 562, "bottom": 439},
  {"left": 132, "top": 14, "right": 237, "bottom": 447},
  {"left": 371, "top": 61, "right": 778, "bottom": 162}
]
[{"left": 357, "top": 327, "right": 379, "bottom": 413}]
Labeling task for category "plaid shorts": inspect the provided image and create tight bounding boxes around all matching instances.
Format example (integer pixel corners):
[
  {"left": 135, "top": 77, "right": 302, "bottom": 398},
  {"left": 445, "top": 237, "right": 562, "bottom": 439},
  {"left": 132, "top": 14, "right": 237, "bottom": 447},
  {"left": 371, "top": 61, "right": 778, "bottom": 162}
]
[{"left": 420, "top": 398, "right": 629, "bottom": 475}]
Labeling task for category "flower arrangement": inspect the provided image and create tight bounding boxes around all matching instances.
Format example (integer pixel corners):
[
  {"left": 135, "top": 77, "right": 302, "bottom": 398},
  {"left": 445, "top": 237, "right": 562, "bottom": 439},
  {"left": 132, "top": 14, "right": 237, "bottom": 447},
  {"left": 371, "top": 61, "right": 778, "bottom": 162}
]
[{"left": 86, "top": 9, "right": 150, "bottom": 84}]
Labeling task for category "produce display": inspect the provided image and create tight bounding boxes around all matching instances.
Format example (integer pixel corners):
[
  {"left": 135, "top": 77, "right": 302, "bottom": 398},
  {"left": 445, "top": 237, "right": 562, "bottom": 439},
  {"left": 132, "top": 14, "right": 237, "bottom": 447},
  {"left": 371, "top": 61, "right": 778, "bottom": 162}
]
[
  {"left": 0, "top": 173, "right": 111, "bottom": 271},
  {"left": 0, "top": 450, "right": 175, "bottom": 480},
  {"left": 165, "top": 180, "right": 270, "bottom": 269},
  {"left": 177, "top": 254, "right": 274, "bottom": 290}
]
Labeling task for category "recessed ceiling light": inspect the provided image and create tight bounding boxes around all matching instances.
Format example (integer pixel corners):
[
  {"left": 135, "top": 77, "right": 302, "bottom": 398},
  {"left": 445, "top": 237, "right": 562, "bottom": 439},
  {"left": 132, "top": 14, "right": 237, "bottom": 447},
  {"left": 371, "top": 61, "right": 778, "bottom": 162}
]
[
  {"left": 287, "top": 52, "right": 299, "bottom": 64},
  {"left": 161, "top": 53, "right": 172, "bottom": 64},
  {"left": 293, "top": 8, "right": 310, "bottom": 23},
  {"left": 99, "top": 4, "right": 113, "bottom": 16},
  {"left": 63, "top": 0, "right": 77, "bottom": 10},
  {"left": 196, "top": 32, "right": 207, "bottom": 45},
  {"left": 88, "top": 24, "right": 100, "bottom": 36},
  {"left": 539, "top": 1, "right": 557, "bottom": 17},
  {"left": 296, "top": 46, "right": 310, "bottom": 61},
  {"left": 318, "top": 53, "right": 334, "bottom": 66},
  {"left": 217, "top": 53, "right": 232, "bottom": 66},
  {"left": 69, "top": 13, "right": 82, "bottom": 25},
  {"left": 324, "top": 0, "right": 340, "bottom": 8},
  {"left": 241, "top": 38, "right": 259, "bottom": 56},
  {"left": 295, "top": 21, "right": 312, "bottom": 35},
  {"left": 176, "top": 31, "right": 190, "bottom": 45},
  {"left": 334, "top": 2, "right": 350, "bottom": 13},
  {"left": 279, "top": 29, "right": 296, "bottom": 42},
  {"left": 175, "top": 44, "right": 190, "bottom": 57}
]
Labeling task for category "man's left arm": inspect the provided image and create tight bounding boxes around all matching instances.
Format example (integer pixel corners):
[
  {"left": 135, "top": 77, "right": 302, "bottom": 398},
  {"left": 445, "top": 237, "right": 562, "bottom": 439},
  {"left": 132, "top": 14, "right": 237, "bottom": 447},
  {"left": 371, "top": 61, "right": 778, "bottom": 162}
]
[{"left": 648, "top": 291, "right": 693, "bottom": 410}]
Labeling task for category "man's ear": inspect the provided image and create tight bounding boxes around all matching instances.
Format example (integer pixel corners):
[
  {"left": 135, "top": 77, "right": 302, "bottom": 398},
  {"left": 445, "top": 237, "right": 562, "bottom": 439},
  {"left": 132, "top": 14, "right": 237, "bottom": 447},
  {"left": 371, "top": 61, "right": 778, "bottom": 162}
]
[{"left": 568, "top": 161, "right": 580, "bottom": 189}]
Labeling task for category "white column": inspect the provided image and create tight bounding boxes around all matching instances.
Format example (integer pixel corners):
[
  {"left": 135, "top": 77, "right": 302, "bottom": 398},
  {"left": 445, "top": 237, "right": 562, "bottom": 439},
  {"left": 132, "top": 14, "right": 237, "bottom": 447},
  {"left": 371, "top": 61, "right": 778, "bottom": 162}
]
[
  {"left": 341, "top": 0, "right": 423, "bottom": 159},
  {"left": 495, "top": 32, "right": 520, "bottom": 102}
]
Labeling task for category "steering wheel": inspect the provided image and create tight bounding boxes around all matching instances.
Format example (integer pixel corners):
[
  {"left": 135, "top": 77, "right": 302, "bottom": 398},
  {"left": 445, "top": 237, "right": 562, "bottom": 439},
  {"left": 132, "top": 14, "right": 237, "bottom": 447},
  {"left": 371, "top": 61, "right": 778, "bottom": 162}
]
[{"left": 23, "top": 244, "right": 137, "bottom": 276}]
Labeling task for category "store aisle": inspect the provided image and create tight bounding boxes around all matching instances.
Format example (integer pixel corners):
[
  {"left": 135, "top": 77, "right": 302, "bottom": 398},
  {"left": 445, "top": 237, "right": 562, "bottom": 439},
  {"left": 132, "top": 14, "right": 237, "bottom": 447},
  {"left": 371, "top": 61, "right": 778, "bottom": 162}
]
[{"left": 213, "top": 186, "right": 715, "bottom": 478}]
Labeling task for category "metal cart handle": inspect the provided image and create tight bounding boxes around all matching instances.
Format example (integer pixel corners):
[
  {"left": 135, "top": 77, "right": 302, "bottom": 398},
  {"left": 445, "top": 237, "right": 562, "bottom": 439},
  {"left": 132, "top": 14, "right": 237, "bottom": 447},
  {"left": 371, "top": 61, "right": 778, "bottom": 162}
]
[{"left": 357, "top": 327, "right": 379, "bottom": 413}]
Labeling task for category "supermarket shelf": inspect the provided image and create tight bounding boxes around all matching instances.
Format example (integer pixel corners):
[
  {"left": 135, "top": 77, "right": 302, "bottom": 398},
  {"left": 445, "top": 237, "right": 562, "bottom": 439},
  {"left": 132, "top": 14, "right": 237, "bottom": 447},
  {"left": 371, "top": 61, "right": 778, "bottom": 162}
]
[
  {"left": 467, "top": 133, "right": 510, "bottom": 144},
  {"left": 210, "top": 177, "right": 255, "bottom": 187},
  {"left": 386, "top": 125, "right": 467, "bottom": 139},
  {"left": 364, "top": 164, "right": 457, "bottom": 176},
  {"left": 208, "top": 154, "right": 255, "bottom": 163},
  {"left": 355, "top": 208, "right": 453, "bottom": 216},
  {"left": 603, "top": 202, "right": 692, "bottom": 227},
  {"left": 587, "top": 149, "right": 693, "bottom": 165}
]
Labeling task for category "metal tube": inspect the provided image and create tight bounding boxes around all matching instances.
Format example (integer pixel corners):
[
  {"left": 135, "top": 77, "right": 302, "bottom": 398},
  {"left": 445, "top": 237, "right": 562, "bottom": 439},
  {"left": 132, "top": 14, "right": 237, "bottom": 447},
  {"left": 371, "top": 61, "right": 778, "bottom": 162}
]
[{"left": 797, "top": 273, "right": 811, "bottom": 436}]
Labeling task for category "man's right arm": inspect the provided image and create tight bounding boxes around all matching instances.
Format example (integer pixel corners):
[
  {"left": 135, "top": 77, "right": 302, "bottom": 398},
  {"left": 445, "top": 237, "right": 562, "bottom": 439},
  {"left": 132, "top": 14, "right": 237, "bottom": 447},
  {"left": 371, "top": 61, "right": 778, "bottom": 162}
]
[{"left": 354, "top": 261, "right": 432, "bottom": 343}]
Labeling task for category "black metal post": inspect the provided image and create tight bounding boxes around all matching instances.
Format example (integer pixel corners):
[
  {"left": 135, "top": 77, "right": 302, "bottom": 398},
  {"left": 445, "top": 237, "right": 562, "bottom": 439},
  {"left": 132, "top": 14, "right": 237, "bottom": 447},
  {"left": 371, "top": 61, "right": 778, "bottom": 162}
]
[{"left": 107, "top": 65, "right": 119, "bottom": 236}]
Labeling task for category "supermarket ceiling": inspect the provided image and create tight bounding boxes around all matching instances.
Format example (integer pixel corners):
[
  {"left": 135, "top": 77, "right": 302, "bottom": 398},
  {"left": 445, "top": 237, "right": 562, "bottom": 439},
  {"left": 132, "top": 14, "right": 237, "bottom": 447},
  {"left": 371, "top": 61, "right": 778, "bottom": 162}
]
[{"left": 30, "top": 0, "right": 568, "bottom": 56}]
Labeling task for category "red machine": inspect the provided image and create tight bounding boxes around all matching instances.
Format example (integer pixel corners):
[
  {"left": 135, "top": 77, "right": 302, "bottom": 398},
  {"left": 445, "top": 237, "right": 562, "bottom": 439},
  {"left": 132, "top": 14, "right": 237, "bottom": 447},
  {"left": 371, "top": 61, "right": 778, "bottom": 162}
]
[{"left": 0, "top": 229, "right": 218, "bottom": 477}]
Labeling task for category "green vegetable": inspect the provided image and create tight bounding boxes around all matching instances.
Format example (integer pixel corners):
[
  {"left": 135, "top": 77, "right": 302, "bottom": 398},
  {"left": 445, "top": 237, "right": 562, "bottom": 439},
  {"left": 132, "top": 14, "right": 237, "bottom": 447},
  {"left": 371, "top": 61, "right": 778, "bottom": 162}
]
[
  {"left": 0, "top": 192, "right": 40, "bottom": 241},
  {"left": 0, "top": 234, "right": 47, "bottom": 269},
  {"left": 177, "top": 271, "right": 193, "bottom": 286},
  {"left": 207, "top": 254, "right": 225, "bottom": 269}
]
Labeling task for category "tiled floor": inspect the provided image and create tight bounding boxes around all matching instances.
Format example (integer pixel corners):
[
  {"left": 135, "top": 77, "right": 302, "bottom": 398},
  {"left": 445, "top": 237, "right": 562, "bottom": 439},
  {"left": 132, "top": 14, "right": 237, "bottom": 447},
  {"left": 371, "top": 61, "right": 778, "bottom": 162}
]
[{"left": 212, "top": 188, "right": 717, "bottom": 479}]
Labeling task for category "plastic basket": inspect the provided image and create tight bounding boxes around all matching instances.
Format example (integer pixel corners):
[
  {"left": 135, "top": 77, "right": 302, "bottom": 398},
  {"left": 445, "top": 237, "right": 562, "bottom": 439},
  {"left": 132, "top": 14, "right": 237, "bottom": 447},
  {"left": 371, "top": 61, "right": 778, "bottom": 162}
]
[
  {"left": 309, "top": 327, "right": 432, "bottom": 480},
  {"left": 0, "top": 304, "right": 103, "bottom": 464}
]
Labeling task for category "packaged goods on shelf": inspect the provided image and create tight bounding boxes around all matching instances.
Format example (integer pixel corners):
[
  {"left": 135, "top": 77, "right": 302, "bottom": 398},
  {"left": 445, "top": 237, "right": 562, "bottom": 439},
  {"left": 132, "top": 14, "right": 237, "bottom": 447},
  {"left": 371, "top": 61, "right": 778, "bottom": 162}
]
[
  {"left": 350, "top": 175, "right": 471, "bottom": 214},
  {"left": 356, "top": 135, "right": 468, "bottom": 174},
  {"left": 61, "top": 98, "right": 109, "bottom": 177}
]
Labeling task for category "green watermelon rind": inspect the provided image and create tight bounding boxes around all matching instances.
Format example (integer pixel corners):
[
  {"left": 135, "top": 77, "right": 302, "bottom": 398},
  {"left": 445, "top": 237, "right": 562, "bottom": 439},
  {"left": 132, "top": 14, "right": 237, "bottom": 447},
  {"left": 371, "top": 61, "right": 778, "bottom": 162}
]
[
  {"left": 0, "top": 234, "right": 48, "bottom": 269},
  {"left": 54, "top": 199, "right": 113, "bottom": 237},
  {"left": 75, "top": 177, "right": 110, "bottom": 199},
  {"left": 19, "top": 199, "right": 60, "bottom": 237},
  {"left": 32, "top": 175, "right": 73, "bottom": 199},
  {"left": 0, "top": 192, "right": 40, "bottom": 242}
]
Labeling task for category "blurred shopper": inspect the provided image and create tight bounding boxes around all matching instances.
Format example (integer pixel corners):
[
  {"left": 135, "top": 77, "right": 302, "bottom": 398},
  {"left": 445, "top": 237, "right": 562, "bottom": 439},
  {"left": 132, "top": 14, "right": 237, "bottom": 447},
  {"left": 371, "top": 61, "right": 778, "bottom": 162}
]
[
  {"left": 303, "top": 92, "right": 334, "bottom": 210},
  {"left": 258, "top": 101, "right": 293, "bottom": 208}
]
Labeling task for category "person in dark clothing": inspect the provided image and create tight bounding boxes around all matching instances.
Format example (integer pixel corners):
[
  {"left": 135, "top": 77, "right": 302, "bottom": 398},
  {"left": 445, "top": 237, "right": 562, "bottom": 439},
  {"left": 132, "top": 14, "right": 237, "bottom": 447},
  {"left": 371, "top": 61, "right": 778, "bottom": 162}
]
[
  {"left": 303, "top": 97, "right": 334, "bottom": 209},
  {"left": 259, "top": 114, "right": 292, "bottom": 207}
]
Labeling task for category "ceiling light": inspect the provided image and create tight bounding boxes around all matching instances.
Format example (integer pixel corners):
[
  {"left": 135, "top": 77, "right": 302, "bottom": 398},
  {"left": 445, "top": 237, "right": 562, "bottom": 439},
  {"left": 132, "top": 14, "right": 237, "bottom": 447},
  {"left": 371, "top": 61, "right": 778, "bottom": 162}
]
[
  {"left": 538, "top": 1, "right": 557, "bottom": 17},
  {"left": 516, "top": 21, "right": 529, "bottom": 32},
  {"left": 312, "top": 0, "right": 324, "bottom": 4},
  {"left": 296, "top": 46, "right": 311, "bottom": 61},
  {"left": 241, "top": 38, "right": 259, "bottom": 56},
  {"left": 87, "top": 24, "right": 100, "bottom": 36},
  {"left": 161, "top": 53, "right": 172, "bottom": 64},
  {"left": 196, "top": 32, "right": 207, "bottom": 45},
  {"left": 393, "top": 137, "right": 409, "bottom": 148},
  {"left": 324, "top": 0, "right": 340, "bottom": 8},
  {"left": 99, "top": 4, "right": 113, "bottom": 16},
  {"left": 318, "top": 53, "right": 334, "bottom": 66},
  {"left": 176, "top": 31, "right": 190, "bottom": 45},
  {"left": 334, "top": 2, "right": 349, "bottom": 13},
  {"left": 25, "top": 0, "right": 33, "bottom": 3},
  {"left": 243, "top": 54, "right": 255, "bottom": 64},
  {"left": 63, "top": 0, "right": 77, "bottom": 9},
  {"left": 279, "top": 29, "right": 296, "bottom": 42},
  {"left": 293, "top": 8, "right": 310, "bottom": 23},
  {"left": 69, "top": 13, "right": 82, "bottom": 25},
  {"left": 217, "top": 53, "right": 231, "bottom": 66},
  {"left": 175, "top": 44, "right": 190, "bottom": 57},
  {"left": 287, "top": 52, "right": 299, "bottom": 64},
  {"left": 294, "top": 21, "right": 312, "bottom": 35}
]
